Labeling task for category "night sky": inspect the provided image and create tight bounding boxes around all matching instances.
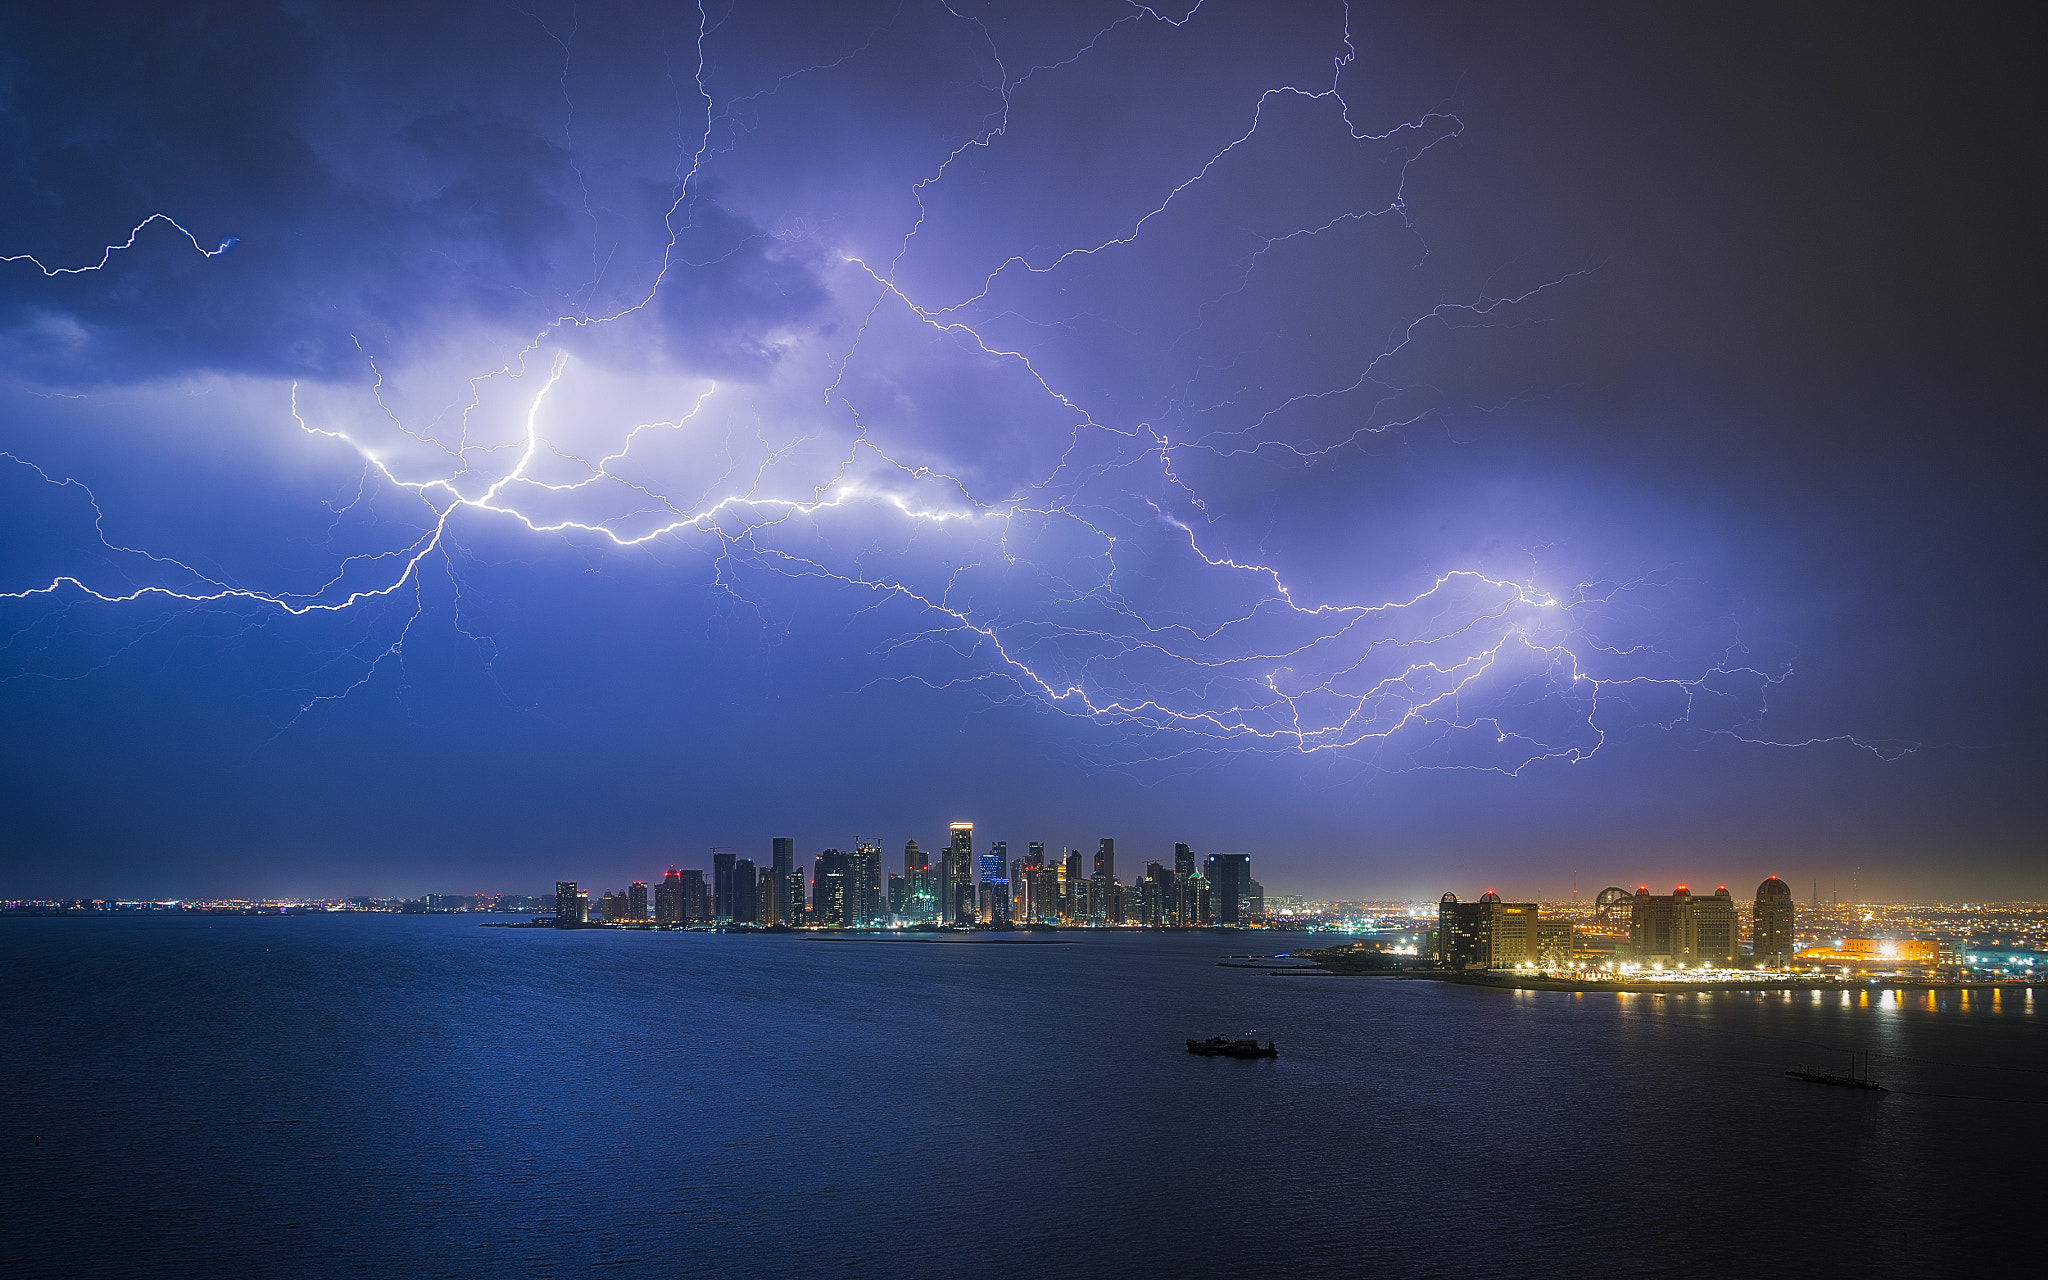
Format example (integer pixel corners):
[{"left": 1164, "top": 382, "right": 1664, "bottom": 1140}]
[{"left": 2, "top": 2, "right": 2040, "bottom": 901}]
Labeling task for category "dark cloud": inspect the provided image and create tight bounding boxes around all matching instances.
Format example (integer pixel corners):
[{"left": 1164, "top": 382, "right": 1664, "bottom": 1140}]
[{"left": 0, "top": 2, "right": 2040, "bottom": 898}]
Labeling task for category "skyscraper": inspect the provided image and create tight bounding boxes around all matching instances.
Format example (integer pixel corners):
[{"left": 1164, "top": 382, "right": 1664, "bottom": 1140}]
[
  {"left": 713, "top": 851, "right": 736, "bottom": 923},
  {"left": 947, "top": 823, "right": 975, "bottom": 926},
  {"left": 849, "top": 841, "right": 881, "bottom": 926},
  {"left": 815, "top": 850, "right": 851, "bottom": 928},
  {"left": 1091, "top": 838, "right": 1115, "bottom": 923},
  {"left": 679, "top": 869, "right": 708, "bottom": 923},
  {"left": 1205, "top": 853, "right": 1250, "bottom": 925},
  {"left": 655, "top": 867, "right": 684, "bottom": 924},
  {"left": 554, "top": 881, "right": 583, "bottom": 926},
  {"left": 982, "top": 840, "right": 1009, "bottom": 924},
  {"left": 1173, "top": 842, "right": 1194, "bottom": 878},
  {"left": 627, "top": 880, "right": 649, "bottom": 921},
  {"left": 903, "top": 839, "right": 934, "bottom": 923},
  {"left": 783, "top": 869, "right": 804, "bottom": 926},
  {"left": 770, "top": 838, "right": 795, "bottom": 924},
  {"left": 1752, "top": 876, "right": 1796, "bottom": 965},
  {"left": 732, "top": 858, "right": 759, "bottom": 926}
]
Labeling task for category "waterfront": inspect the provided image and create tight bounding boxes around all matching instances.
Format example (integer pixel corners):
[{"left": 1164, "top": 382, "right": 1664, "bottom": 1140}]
[{"left": 3, "top": 915, "right": 2040, "bottom": 1277}]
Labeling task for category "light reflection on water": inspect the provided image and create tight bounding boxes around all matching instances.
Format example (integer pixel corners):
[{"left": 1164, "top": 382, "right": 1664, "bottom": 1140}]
[{"left": 0, "top": 916, "right": 2038, "bottom": 1278}]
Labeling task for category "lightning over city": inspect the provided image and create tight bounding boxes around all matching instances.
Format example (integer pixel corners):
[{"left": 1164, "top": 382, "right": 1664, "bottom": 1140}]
[
  {"left": 1, "top": 5, "right": 2043, "bottom": 1273},
  {"left": 0, "top": 2, "right": 2036, "bottom": 900}
]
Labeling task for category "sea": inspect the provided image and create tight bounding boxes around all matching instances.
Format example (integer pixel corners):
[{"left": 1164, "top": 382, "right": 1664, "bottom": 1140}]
[{"left": 2, "top": 915, "right": 2040, "bottom": 1278}]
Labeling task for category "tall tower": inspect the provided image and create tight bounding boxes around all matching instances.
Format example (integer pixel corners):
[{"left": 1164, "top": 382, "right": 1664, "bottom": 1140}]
[
  {"left": 1173, "top": 842, "right": 1194, "bottom": 878},
  {"left": 731, "top": 859, "right": 758, "bottom": 926},
  {"left": 947, "top": 823, "right": 975, "bottom": 925},
  {"left": 1753, "top": 876, "right": 1796, "bottom": 964},
  {"left": 713, "top": 851, "right": 736, "bottom": 923},
  {"left": 770, "top": 838, "right": 796, "bottom": 926},
  {"left": 1205, "top": 854, "right": 1249, "bottom": 925},
  {"left": 655, "top": 867, "right": 684, "bottom": 924},
  {"left": 1091, "top": 838, "right": 1116, "bottom": 923},
  {"left": 852, "top": 840, "right": 882, "bottom": 926}
]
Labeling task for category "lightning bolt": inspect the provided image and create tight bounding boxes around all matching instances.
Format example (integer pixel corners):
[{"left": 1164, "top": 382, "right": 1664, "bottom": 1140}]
[{"left": 0, "top": 1, "right": 1914, "bottom": 768}]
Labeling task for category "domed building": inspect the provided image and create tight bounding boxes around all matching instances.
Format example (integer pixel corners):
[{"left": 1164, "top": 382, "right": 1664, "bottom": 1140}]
[{"left": 1753, "top": 876, "right": 1796, "bottom": 964}]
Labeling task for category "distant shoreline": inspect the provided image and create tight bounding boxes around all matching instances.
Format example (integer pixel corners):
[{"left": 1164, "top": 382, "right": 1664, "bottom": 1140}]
[{"left": 1311, "top": 967, "right": 2046, "bottom": 993}]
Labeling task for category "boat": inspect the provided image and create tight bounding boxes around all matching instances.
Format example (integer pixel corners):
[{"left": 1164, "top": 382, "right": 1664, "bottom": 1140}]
[
  {"left": 1186, "top": 1034, "right": 1278, "bottom": 1059},
  {"left": 1786, "top": 1051, "right": 1886, "bottom": 1091}
]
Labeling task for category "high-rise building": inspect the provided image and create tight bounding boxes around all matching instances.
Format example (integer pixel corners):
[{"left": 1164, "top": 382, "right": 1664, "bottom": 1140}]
[
  {"left": 815, "top": 850, "right": 851, "bottom": 928},
  {"left": 769, "top": 838, "right": 795, "bottom": 923},
  {"left": 627, "top": 881, "right": 649, "bottom": 921},
  {"left": 678, "top": 869, "right": 708, "bottom": 923},
  {"left": 783, "top": 869, "right": 804, "bottom": 926},
  {"left": 850, "top": 841, "right": 882, "bottom": 926},
  {"left": 1061, "top": 849, "right": 1083, "bottom": 923},
  {"left": 887, "top": 873, "right": 906, "bottom": 918},
  {"left": 1485, "top": 895, "right": 1539, "bottom": 965},
  {"left": 1628, "top": 885, "right": 1738, "bottom": 966},
  {"left": 554, "top": 881, "right": 584, "bottom": 926},
  {"left": 1436, "top": 892, "right": 1483, "bottom": 967},
  {"left": 982, "top": 840, "right": 1009, "bottom": 924},
  {"left": 713, "top": 851, "right": 736, "bottom": 923},
  {"left": 1538, "top": 919, "right": 1576, "bottom": 967},
  {"left": 1173, "top": 842, "right": 1195, "bottom": 878},
  {"left": 1140, "top": 860, "right": 1180, "bottom": 927},
  {"left": 759, "top": 860, "right": 783, "bottom": 927},
  {"left": 655, "top": 867, "right": 685, "bottom": 924},
  {"left": 903, "top": 839, "right": 935, "bottom": 923},
  {"left": 732, "top": 858, "right": 759, "bottom": 926},
  {"left": 1434, "top": 890, "right": 1541, "bottom": 967},
  {"left": 1752, "top": 876, "right": 1796, "bottom": 964},
  {"left": 1091, "top": 838, "right": 1116, "bottom": 923},
  {"left": 947, "top": 823, "right": 975, "bottom": 925},
  {"left": 1205, "top": 854, "right": 1250, "bottom": 925}
]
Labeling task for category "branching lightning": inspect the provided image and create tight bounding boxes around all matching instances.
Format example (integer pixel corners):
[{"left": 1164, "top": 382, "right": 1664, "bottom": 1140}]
[{"left": 0, "top": 0, "right": 1913, "bottom": 767}]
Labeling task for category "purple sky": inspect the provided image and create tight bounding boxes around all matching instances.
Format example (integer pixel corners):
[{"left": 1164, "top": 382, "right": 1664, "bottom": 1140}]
[{"left": 1, "top": 2, "right": 2040, "bottom": 901}]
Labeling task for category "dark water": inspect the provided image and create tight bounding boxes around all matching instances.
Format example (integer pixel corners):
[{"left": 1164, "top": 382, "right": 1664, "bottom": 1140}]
[{"left": 2, "top": 916, "right": 2040, "bottom": 1277}]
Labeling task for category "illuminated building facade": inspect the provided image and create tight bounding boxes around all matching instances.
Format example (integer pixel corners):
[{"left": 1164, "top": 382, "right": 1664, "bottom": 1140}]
[
  {"left": 655, "top": 868, "right": 685, "bottom": 924},
  {"left": 1753, "top": 876, "right": 1795, "bottom": 963},
  {"left": 850, "top": 842, "right": 880, "bottom": 927},
  {"left": 1089, "top": 839, "right": 1115, "bottom": 923},
  {"left": 814, "top": 850, "right": 850, "bottom": 928},
  {"left": 555, "top": 880, "right": 584, "bottom": 926},
  {"left": 1432, "top": 891, "right": 1539, "bottom": 967},
  {"left": 1436, "top": 892, "right": 1483, "bottom": 967},
  {"left": 903, "top": 840, "right": 936, "bottom": 923},
  {"left": 946, "top": 823, "right": 975, "bottom": 926},
  {"left": 1627, "top": 885, "right": 1738, "bottom": 966}
]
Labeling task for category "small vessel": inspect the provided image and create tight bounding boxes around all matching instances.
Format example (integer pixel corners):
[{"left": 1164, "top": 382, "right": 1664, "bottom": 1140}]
[
  {"left": 1186, "top": 1034, "right": 1279, "bottom": 1059},
  {"left": 1786, "top": 1051, "right": 1886, "bottom": 1091}
]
